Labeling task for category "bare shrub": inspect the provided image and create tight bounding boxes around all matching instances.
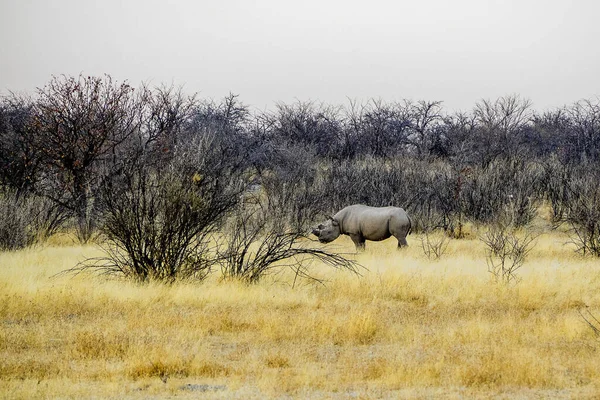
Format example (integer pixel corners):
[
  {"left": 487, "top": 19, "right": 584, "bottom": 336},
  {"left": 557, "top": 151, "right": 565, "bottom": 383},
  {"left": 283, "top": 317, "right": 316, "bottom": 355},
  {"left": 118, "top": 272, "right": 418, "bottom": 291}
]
[
  {"left": 259, "top": 144, "right": 326, "bottom": 231},
  {"left": 23, "top": 194, "right": 69, "bottom": 242},
  {"left": 419, "top": 228, "right": 450, "bottom": 260},
  {"left": 319, "top": 156, "right": 427, "bottom": 216},
  {"left": 480, "top": 222, "right": 536, "bottom": 284},
  {"left": 80, "top": 169, "right": 211, "bottom": 281},
  {"left": 461, "top": 158, "right": 541, "bottom": 227},
  {"left": 563, "top": 169, "right": 600, "bottom": 256},
  {"left": 542, "top": 155, "right": 573, "bottom": 226},
  {"left": 76, "top": 134, "right": 244, "bottom": 282},
  {"left": 415, "top": 197, "right": 451, "bottom": 259},
  {"left": 219, "top": 207, "right": 360, "bottom": 284},
  {"left": 407, "top": 162, "right": 465, "bottom": 237},
  {"left": 0, "top": 191, "right": 34, "bottom": 251},
  {"left": 0, "top": 190, "right": 67, "bottom": 251}
]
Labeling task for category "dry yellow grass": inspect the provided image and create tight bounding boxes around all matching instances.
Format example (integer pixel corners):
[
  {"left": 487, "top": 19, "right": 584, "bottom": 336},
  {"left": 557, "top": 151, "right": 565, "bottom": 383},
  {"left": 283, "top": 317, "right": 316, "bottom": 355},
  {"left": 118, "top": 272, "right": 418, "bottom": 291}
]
[{"left": 1, "top": 230, "right": 600, "bottom": 399}]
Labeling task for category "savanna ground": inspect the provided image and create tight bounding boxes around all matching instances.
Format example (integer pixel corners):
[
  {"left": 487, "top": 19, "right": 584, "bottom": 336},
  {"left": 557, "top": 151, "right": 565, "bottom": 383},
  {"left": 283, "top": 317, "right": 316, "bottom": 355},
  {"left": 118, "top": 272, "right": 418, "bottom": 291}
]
[{"left": 2, "top": 225, "right": 600, "bottom": 399}]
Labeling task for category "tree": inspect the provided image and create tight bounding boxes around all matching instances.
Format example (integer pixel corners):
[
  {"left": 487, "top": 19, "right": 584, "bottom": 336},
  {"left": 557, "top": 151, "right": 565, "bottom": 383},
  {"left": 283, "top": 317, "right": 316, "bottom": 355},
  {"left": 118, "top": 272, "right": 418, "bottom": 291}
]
[
  {"left": 471, "top": 95, "right": 533, "bottom": 165},
  {"left": 563, "top": 98, "right": 600, "bottom": 161},
  {"left": 529, "top": 109, "right": 571, "bottom": 159},
  {"left": 0, "top": 94, "right": 40, "bottom": 195},
  {"left": 31, "top": 74, "right": 141, "bottom": 241},
  {"left": 444, "top": 111, "right": 478, "bottom": 165},
  {"left": 266, "top": 100, "right": 344, "bottom": 158},
  {"left": 138, "top": 83, "right": 198, "bottom": 166},
  {"left": 355, "top": 99, "right": 411, "bottom": 158},
  {"left": 405, "top": 100, "right": 446, "bottom": 157}
]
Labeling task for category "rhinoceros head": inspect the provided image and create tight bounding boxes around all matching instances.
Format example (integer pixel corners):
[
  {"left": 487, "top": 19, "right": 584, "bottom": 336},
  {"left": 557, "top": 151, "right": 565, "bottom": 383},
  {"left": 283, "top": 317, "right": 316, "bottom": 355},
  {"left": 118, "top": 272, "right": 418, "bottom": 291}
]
[{"left": 312, "top": 217, "right": 341, "bottom": 243}]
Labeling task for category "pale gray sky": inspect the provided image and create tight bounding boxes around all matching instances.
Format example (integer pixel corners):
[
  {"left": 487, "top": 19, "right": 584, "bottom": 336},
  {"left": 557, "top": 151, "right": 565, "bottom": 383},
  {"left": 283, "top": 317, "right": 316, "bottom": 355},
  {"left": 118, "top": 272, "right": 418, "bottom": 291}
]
[{"left": 1, "top": 0, "right": 599, "bottom": 112}]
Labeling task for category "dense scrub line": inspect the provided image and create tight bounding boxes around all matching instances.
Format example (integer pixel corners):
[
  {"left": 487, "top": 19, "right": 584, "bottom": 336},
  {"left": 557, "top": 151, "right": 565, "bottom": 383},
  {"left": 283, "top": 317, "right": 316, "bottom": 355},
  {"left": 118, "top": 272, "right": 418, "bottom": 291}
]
[{"left": 1, "top": 74, "right": 600, "bottom": 282}]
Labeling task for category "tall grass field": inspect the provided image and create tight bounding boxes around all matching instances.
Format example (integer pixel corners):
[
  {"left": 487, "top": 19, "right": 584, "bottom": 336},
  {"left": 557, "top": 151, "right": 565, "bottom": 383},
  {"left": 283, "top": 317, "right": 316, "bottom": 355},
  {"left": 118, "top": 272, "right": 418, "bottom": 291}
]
[{"left": 1, "top": 229, "right": 600, "bottom": 399}]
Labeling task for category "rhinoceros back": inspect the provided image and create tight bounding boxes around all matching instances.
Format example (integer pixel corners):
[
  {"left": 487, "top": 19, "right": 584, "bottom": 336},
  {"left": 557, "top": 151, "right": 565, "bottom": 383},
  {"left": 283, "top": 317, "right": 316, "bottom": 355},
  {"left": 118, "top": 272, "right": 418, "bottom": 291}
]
[{"left": 334, "top": 204, "right": 410, "bottom": 242}]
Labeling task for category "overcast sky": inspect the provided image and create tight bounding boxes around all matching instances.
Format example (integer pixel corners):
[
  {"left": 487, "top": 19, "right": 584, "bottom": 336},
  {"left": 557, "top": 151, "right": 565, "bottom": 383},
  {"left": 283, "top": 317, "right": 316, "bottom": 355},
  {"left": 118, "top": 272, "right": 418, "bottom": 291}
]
[{"left": 1, "top": 0, "right": 599, "bottom": 112}]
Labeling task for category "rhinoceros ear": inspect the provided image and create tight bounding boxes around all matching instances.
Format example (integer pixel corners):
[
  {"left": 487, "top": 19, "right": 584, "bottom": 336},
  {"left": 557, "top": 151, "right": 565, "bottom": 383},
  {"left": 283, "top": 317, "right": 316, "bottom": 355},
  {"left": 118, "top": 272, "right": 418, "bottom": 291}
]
[{"left": 330, "top": 217, "right": 339, "bottom": 226}]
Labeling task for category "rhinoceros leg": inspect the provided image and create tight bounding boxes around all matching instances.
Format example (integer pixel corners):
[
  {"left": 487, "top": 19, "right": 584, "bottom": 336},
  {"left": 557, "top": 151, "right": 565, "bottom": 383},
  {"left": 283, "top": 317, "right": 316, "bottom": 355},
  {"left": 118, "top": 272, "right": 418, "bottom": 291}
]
[
  {"left": 396, "top": 235, "right": 408, "bottom": 248},
  {"left": 349, "top": 233, "right": 366, "bottom": 252}
]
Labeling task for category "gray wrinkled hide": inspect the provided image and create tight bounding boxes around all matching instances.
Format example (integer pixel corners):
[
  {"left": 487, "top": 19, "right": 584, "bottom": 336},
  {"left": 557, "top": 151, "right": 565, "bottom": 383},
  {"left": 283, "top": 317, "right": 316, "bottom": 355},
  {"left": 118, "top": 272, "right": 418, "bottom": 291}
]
[{"left": 312, "top": 204, "right": 412, "bottom": 251}]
